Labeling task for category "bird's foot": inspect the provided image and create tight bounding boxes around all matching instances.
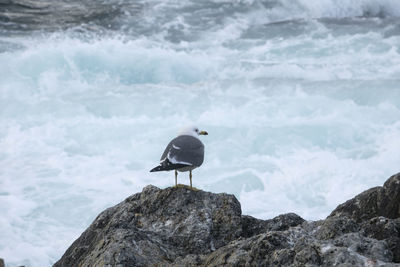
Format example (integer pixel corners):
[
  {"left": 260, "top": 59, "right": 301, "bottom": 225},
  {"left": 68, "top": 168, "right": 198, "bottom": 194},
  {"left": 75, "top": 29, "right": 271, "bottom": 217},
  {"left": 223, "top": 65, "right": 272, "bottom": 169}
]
[{"left": 173, "top": 184, "right": 199, "bottom": 191}]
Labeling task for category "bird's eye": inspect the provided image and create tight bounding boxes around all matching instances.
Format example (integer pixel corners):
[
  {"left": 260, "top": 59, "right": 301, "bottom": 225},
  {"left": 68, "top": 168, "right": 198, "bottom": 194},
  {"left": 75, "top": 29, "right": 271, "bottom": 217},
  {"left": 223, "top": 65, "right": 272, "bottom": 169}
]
[{"left": 195, "top": 128, "right": 199, "bottom": 132}]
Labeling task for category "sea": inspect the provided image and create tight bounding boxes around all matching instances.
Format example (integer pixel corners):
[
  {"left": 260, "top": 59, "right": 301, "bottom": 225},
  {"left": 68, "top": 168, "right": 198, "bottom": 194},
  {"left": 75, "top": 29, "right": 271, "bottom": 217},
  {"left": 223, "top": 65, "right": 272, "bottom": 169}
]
[{"left": 1, "top": 0, "right": 400, "bottom": 266}]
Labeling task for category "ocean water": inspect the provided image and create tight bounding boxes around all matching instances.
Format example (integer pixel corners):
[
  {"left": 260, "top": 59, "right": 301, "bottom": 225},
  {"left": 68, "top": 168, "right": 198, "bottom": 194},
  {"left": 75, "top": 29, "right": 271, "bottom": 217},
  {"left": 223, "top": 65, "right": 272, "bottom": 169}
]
[{"left": 1, "top": 0, "right": 400, "bottom": 266}]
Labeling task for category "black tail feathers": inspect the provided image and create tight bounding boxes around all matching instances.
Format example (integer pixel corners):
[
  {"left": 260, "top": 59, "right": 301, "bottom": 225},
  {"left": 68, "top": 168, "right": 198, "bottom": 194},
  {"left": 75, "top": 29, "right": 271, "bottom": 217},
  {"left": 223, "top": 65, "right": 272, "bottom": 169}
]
[
  {"left": 150, "top": 159, "right": 191, "bottom": 172},
  {"left": 150, "top": 165, "right": 164, "bottom": 172}
]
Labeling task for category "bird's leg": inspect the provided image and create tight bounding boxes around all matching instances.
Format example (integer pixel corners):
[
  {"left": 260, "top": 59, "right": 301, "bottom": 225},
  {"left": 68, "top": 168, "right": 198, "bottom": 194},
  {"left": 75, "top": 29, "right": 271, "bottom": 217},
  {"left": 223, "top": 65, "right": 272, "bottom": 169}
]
[
  {"left": 189, "top": 170, "right": 192, "bottom": 189},
  {"left": 175, "top": 170, "right": 178, "bottom": 187}
]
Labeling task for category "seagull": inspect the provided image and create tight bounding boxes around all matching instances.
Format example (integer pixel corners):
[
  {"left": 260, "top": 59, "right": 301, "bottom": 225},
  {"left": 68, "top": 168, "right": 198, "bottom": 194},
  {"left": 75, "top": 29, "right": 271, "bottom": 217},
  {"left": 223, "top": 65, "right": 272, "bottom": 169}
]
[{"left": 150, "top": 126, "right": 208, "bottom": 188}]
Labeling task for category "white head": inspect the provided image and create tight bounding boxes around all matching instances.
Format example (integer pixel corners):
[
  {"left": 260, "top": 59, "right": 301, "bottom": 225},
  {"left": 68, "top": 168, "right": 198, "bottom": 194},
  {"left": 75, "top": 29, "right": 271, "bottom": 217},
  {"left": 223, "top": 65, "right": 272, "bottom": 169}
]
[{"left": 178, "top": 125, "right": 208, "bottom": 138}]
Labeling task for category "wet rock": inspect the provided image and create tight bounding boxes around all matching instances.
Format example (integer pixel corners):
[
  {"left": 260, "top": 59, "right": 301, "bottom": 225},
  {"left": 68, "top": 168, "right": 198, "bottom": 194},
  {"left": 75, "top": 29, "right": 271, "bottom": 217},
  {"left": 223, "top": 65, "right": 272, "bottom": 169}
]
[{"left": 55, "top": 173, "right": 400, "bottom": 266}]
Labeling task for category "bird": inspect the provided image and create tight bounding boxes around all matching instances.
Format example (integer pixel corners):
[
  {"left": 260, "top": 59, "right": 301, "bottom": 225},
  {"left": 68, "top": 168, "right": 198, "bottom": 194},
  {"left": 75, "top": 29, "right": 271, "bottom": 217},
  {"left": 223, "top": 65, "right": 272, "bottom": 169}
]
[{"left": 150, "top": 126, "right": 208, "bottom": 188}]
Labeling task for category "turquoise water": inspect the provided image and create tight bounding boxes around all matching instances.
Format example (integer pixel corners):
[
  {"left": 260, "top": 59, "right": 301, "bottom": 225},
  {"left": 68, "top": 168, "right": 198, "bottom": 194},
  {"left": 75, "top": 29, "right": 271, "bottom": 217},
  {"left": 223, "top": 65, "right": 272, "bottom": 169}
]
[{"left": 1, "top": 0, "right": 400, "bottom": 266}]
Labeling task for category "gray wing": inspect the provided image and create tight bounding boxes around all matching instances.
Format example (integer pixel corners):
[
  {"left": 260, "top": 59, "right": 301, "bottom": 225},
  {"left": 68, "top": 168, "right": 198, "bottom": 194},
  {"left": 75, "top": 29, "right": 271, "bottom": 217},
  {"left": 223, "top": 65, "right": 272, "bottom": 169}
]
[{"left": 160, "top": 135, "right": 204, "bottom": 167}]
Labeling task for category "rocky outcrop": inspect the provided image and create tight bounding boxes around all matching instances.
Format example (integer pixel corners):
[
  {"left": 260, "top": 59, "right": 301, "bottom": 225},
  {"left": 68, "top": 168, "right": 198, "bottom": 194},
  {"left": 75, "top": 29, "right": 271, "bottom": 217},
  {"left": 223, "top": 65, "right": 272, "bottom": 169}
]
[
  {"left": 328, "top": 173, "right": 400, "bottom": 263},
  {"left": 329, "top": 174, "right": 400, "bottom": 222},
  {"left": 54, "top": 185, "right": 245, "bottom": 266},
  {"left": 55, "top": 173, "right": 400, "bottom": 266}
]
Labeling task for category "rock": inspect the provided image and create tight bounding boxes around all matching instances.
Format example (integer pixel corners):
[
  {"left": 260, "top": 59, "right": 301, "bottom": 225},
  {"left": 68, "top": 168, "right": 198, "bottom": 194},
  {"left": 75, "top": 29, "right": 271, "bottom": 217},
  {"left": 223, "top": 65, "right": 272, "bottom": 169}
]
[
  {"left": 315, "top": 216, "right": 359, "bottom": 240},
  {"left": 320, "top": 246, "right": 365, "bottom": 266},
  {"left": 332, "top": 233, "right": 392, "bottom": 262},
  {"left": 55, "top": 173, "right": 400, "bottom": 266},
  {"left": 329, "top": 173, "right": 400, "bottom": 222},
  {"left": 361, "top": 217, "right": 400, "bottom": 263},
  {"left": 241, "top": 213, "right": 305, "bottom": 238},
  {"left": 0, "top": 258, "right": 4, "bottom": 267},
  {"left": 202, "top": 231, "right": 294, "bottom": 266},
  {"left": 294, "top": 245, "right": 321, "bottom": 266},
  {"left": 200, "top": 223, "right": 395, "bottom": 266},
  {"left": 54, "top": 185, "right": 242, "bottom": 267}
]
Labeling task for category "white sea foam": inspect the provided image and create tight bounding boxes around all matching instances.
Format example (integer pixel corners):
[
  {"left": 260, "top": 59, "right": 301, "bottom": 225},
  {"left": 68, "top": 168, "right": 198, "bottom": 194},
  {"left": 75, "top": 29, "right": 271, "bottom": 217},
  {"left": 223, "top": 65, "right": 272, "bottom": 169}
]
[{"left": 1, "top": 2, "right": 400, "bottom": 266}]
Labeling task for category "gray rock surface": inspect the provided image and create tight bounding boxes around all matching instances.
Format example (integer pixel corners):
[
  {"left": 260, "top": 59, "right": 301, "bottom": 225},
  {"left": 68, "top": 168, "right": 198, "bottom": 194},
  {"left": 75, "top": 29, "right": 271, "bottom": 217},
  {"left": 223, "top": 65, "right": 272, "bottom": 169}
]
[
  {"left": 330, "top": 173, "right": 400, "bottom": 222},
  {"left": 54, "top": 185, "right": 244, "bottom": 267},
  {"left": 55, "top": 173, "right": 400, "bottom": 266}
]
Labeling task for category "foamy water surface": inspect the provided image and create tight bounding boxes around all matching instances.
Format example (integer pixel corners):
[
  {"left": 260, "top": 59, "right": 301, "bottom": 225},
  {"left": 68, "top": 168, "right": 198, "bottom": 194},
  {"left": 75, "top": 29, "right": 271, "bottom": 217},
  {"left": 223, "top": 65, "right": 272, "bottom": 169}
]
[{"left": 1, "top": 0, "right": 400, "bottom": 266}]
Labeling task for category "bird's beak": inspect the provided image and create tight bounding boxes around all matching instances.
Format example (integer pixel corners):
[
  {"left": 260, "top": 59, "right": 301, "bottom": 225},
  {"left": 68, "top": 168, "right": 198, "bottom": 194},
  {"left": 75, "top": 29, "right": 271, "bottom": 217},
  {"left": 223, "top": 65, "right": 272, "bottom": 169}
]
[{"left": 199, "top": 130, "right": 208, "bottom": 135}]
